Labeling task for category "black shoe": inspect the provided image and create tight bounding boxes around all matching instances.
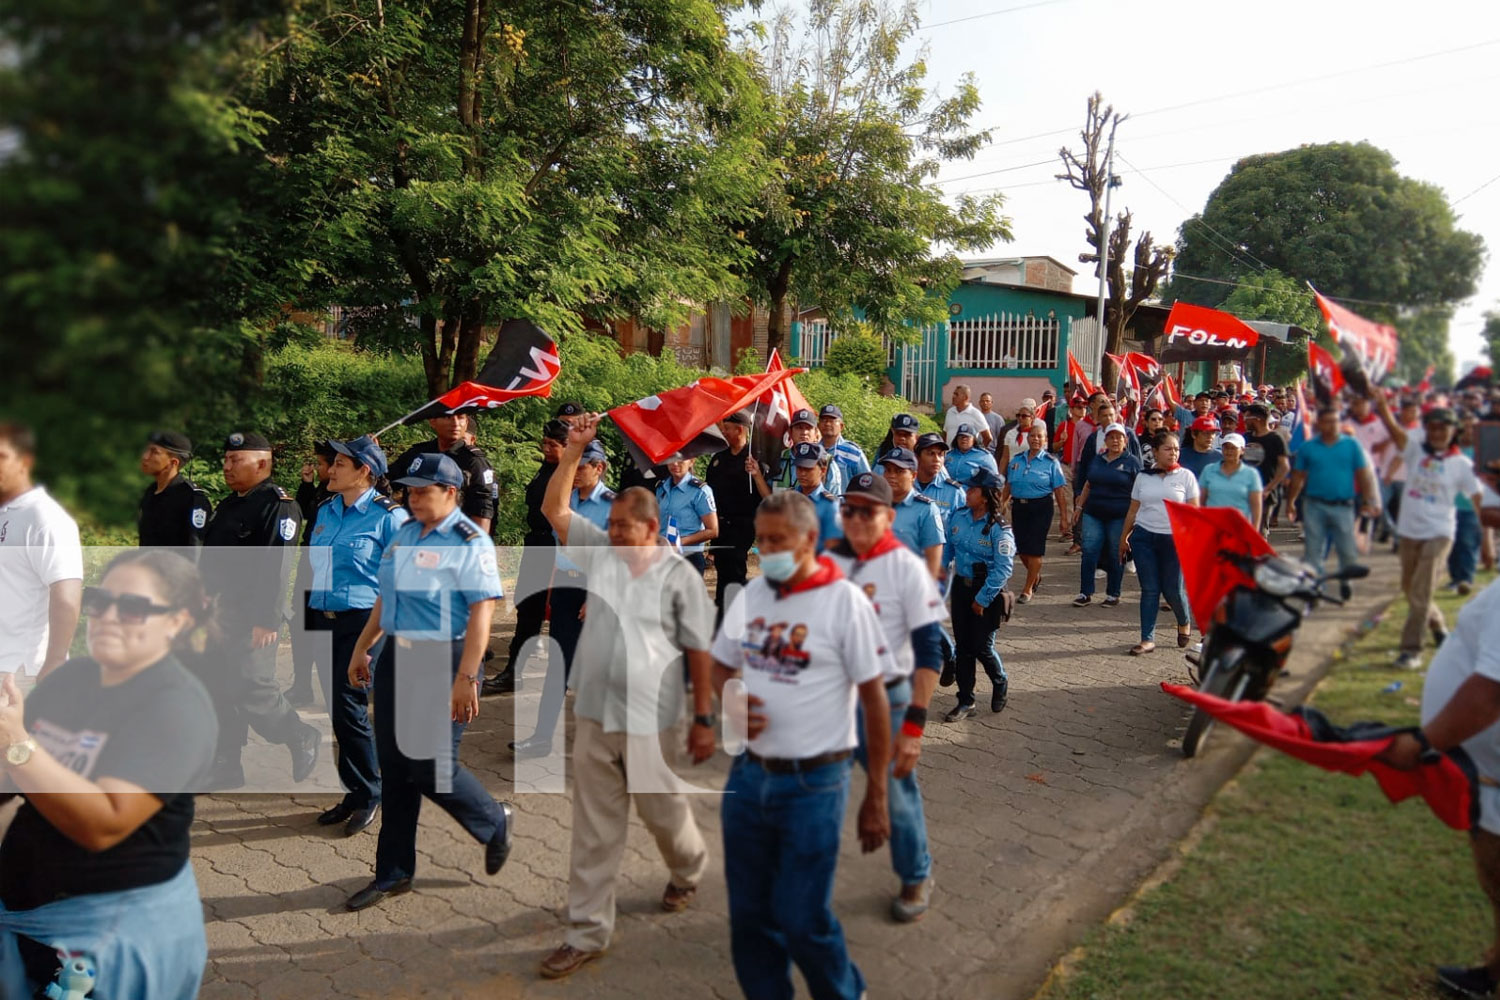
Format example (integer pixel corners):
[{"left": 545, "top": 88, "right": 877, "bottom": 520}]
[
  {"left": 288, "top": 723, "right": 321, "bottom": 783},
  {"left": 1340, "top": 581, "right": 1353, "bottom": 601},
  {"left": 345, "top": 803, "right": 380, "bottom": 837},
  {"left": 1435, "top": 964, "right": 1498, "bottom": 999},
  {"left": 485, "top": 803, "right": 514, "bottom": 876},
  {"left": 346, "top": 877, "right": 412, "bottom": 912},
  {"left": 1434, "top": 628, "right": 1451, "bottom": 647},
  {"left": 938, "top": 653, "right": 955, "bottom": 688},
  {"left": 207, "top": 758, "right": 245, "bottom": 792},
  {"left": 991, "top": 682, "right": 1009, "bottom": 713},
  {"left": 509, "top": 736, "right": 553, "bottom": 758},
  {"left": 317, "top": 802, "right": 355, "bottom": 826},
  {"left": 481, "top": 669, "right": 517, "bottom": 696},
  {"left": 285, "top": 683, "right": 316, "bottom": 708},
  {"left": 944, "top": 703, "right": 974, "bottom": 723}
]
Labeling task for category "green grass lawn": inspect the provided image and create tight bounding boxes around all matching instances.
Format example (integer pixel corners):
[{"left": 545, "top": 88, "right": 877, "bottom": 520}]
[{"left": 1038, "top": 570, "right": 1498, "bottom": 1000}]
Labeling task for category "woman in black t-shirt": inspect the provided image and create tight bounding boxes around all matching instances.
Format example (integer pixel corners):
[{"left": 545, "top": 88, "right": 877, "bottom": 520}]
[{"left": 0, "top": 549, "right": 217, "bottom": 998}]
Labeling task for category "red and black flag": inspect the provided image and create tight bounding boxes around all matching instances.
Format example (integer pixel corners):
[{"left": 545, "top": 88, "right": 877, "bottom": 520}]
[
  {"left": 1307, "top": 341, "right": 1347, "bottom": 407},
  {"left": 745, "top": 350, "right": 810, "bottom": 473},
  {"left": 395, "top": 319, "right": 561, "bottom": 425},
  {"left": 1312, "top": 286, "right": 1398, "bottom": 393},
  {"left": 609, "top": 368, "right": 804, "bottom": 472}
]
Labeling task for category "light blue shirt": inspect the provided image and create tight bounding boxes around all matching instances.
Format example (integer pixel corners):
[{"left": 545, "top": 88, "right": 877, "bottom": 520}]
[
  {"left": 308, "top": 488, "right": 409, "bottom": 611},
  {"left": 557, "top": 480, "right": 616, "bottom": 572},
  {"left": 827, "top": 436, "right": 870, "bottom": 486},
  {"left": 795, "top": 484, "right": 844, "bottom": 549},
  {"left": 916, "top": 469, "right": 966, "bottom": 566},
  {"left": 1200, "top": 461, "right": 1263, "bottom": 522},
  {"left": 892, "top": 490, "right": 945, "bottom": 557},
  {"left": 777, "top": 454, "right": 844, "bottom": 495},
  {"left": 948, "top": 507, "right": 1015, "bottom": 608},
  {"left": 945, "top": 446, "right": 999, "bottom": 485},
  {"left": 1005, "top": 449, "right": 1067, "bottom": 499},
  {"left": 377, "top": 507, "right": 504, "bottom": 640},
  {"left": 656, "top": 474, "right": 717, "bottom": 554},
  {"left": 1293, "top": 435, "right": 1368, "bottom": 502}
]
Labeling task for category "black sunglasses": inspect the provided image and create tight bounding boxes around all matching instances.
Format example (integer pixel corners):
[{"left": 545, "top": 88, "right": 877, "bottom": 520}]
[{"left": 82, "top": 587, "right": 178, "bottom": 625}]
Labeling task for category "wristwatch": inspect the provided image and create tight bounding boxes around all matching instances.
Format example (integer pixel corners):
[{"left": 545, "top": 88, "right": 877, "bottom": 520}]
[
  {"left": 5, "top": 738, "right": 37, "bottom": 767},
  {"left": 693, "top": 713, "right": 717, "bottom": 729},
  {"left": 1412, "top": 729, "right": 1443, "bottom": 766}
]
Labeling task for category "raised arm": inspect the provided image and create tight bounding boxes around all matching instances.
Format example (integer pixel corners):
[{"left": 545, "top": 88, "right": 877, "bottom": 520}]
[
  {"left": 1372, "top": 390, "right": 1408, "bottom": 451},
  {"left": 544, "top": 414, "right": 600, "bottom": 545}
]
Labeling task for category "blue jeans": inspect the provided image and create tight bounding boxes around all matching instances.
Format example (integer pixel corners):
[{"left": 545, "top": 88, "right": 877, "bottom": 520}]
[
  {"left": 722, "top": 756, "right": 865, "bottom": 1000},
  {"left": 1450, "top": 508, "right": 1481, "bottom": 586},
  {"left": 855, "top": 678, "right": 932, "bottom": 887},
  {"left": 1301, "top": 499, "right": 1360, "bottom": 576},
  {"left": 1079, "top": 511, "right": 1125, "bottom": 598},
  {"left": 1130, "top": 526, "right": 1189, "bottom": 643}
]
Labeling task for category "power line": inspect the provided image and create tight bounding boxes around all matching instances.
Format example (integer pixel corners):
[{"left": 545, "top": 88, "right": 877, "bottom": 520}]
[
  {"left": 1114, "top": 152, "right": 1274, "bottom": 274},
  {"left": 1169, "top": 272, "right": 1421, "bottom": 312},
  {"left": 920, "top": 0, "right": 1070, "bottom": 30},
  {"left": 935, "top": 157, "right": 1057, "bottom": 185},
  {"left": 1454, "top": 170, "right": 1500, "bottom": 207}
]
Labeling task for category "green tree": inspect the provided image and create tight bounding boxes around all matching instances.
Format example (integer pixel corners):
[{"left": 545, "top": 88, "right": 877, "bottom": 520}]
[
  {"left": 824, "top": 330, "right": 889, "bottom": 388},
  {"left": 742, "top": 0, "right": 1011, "bottom": 356},
  {"left": 249, "top": 0, "right": 769, "bottom": 395},
  {"left": 1217, "top": 270, "right": 1321, "bottom": 386},
  {"left": 1486, "top": 312, "right": 1500, "bottom": 374}
]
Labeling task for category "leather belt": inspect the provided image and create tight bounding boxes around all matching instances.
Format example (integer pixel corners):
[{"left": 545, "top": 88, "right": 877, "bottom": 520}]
[
  {"left": 317, "top": 608, "right": 367, "bottom": 620},
  {"left": 884, "top": 677, "right": 907, "bottom": 691},
  {"left": 1306, "top": 496, "right": 1355, "bottom": 507},
  {"left": 745, "top": 749, "right": 852, "bottom": 774},
  {"left": 1012, "top": 497, "right": 1046, "bottom": 505}
]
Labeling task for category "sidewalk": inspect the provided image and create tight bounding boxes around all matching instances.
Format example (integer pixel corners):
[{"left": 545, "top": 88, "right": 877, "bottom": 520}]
[{"left": 195, "top": 531, "right": 1400, "bottom": 999}]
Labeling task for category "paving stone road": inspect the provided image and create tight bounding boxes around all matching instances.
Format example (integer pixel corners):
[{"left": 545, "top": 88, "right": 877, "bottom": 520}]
[{"left": 190, "top": 531, "right": 1400, "bottom": 1000}]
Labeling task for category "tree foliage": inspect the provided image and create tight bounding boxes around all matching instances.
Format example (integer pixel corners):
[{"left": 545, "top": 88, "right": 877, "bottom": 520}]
[
  {"left": 1486, "top": 312, "right": 1500, "bottom": 375},
  {"left": 742, "top": 0, "right": 1011, "bottom": 355},
  {"left": 824, "top": 330, "right": 889, "bottom": 388},
  {"left": 1216, "top": 270, "right": 1321, "bottom": 386}
]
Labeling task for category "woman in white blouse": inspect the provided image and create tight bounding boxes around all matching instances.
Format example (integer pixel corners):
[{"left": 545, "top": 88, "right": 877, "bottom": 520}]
[{"left": 1118, "top": 433, "right": 1200, "bottom": 655}]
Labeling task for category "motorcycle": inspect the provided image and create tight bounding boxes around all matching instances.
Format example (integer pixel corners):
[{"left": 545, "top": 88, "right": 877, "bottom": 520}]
[{"left": 1180, "top": 550, "right": 1369, "bottom": 759}]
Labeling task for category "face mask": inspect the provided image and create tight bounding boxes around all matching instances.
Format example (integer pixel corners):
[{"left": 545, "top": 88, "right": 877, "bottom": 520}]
[{"left": 760, "top": 549, "right": 800, "bottom": 582}]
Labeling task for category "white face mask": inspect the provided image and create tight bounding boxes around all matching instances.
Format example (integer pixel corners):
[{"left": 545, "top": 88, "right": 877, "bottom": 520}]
[{"left": 759, "top": 549, "right": 800, "bottom": 582}]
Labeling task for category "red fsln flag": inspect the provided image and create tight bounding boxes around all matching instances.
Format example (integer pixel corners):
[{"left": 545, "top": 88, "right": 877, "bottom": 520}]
[
  {"left": 1307, "top": 341, "right": 1347, "bottom": 407},
  {"left": 1068, "top": 349, "right": 1099, "bottom": 396},
  {"left": 1312, "top": 286, "right": 1398, "bottom": 385},
  {"left": 746, "top": 350, "right": 810, "bottom": 472},
  {"left": 401, "top": 319, "right": 560, "bottom": 423},
  {"left": 1165, "top": 500, "right": 1275, "bottom": 633},
  {"left": 609, "top": 369, "right": 803, "bottom": 467}
]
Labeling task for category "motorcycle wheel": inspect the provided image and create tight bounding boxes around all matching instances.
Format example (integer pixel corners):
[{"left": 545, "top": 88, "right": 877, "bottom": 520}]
[{"left": 1181, "top": 652, "right": 1252, "bottom": 759}]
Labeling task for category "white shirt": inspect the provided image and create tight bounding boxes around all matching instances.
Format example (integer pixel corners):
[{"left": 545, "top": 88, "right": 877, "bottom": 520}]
[
  {"left": 713, "top": 567, "right": 884, "bottom": 759},
  {"left": 827, "top": 541, "right": 948, "bottom": 682},
  {"left": 944, "top": 404, "right": 990, "bottom": 446},
  {"left": 0, "top": 487, "right": 83, "bottom": 675},
  {"left": 1395, "top": 439, "right": 1479, "bottom": 541},
  {"left": 1349, "top": 415, "right": 1392, "bottom": 480},
  {"left": 1423, "top": 579, "right": 1500, "bottom": 782},
  {"left": 1130, "top": 468, "right": 1201, "bottom": 534},
  {"left": 1002, "top": 421, "right": 1046, "bottom": 458}
]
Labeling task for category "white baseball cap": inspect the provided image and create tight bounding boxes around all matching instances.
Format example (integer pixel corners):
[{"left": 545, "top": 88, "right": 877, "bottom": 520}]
[{"left": 1221, "top": 432, "right": 1246, "bottom": 449}]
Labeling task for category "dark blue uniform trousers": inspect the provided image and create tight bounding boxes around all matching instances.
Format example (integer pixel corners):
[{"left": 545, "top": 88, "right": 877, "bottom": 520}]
[
  {"left": 372, "top": 638, "right": 504, "bottom": 888},
  {"left": 313, "top": 609, "right": 382, "bottom": 811}
]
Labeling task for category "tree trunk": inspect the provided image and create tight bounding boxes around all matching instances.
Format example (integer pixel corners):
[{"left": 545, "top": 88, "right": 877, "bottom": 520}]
[
  {"left": 766, "top": 258, "right": 795, "bottom": 358},
  {"left": 419, "top": 313, "right": 443, "bottom": 396},
  {"left": 457, "top": 0, "right": 487, "bottom": 176},
  {"left": 423, "top": 300, "right": 461, "bottom": 396},
  {"left": 453, "top": 299, "right": 484, "bottom": 386}
]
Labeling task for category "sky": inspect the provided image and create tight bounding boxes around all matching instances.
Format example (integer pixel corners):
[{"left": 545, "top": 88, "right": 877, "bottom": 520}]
[{"left": 913, "top": 0, "right": 1500, "bottom": 369}]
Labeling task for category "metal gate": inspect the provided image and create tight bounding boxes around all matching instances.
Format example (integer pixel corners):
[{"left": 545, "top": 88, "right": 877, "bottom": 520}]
[{"left": 898, "top": 323, "right": 944, "bottom": 408}]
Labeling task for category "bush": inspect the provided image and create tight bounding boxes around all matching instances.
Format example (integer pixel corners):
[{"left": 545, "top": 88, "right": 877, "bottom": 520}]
[{"left": 824, "top": 333, "right": 889, "bottom": 389}]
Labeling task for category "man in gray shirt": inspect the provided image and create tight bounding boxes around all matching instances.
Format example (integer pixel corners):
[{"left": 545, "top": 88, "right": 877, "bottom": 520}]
[
  {"left": 534, "top": 413, "right": 717, "bottom": 981},
  {"left": 978, "top": 393, "right": 1005, "bottom": 457}
]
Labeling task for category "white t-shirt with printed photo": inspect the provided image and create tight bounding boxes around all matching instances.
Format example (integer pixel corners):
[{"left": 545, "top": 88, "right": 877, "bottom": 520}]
[
  {"left": 0, "top": 487, "right": 84, "bottom": 675},
  {"left": 713, "top": 567, "right": 885, "bottom": 759},
  {"left": 1396, "top": 439, "right": 1480, "bottom": 541},
  {"left": 828, "top": 542, "right": 948, "bottom": 683}
]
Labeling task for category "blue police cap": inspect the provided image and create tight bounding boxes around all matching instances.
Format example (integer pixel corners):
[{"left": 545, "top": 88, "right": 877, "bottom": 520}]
[
  {"left": 790, "top": 442, "right": 826, "bottom": 468},
  {"left": 580, "top": 441, "right": 608, "bottom": 464},
  {"left": 890, "top": 413, "right": 920, "bottom": 432},
  {"left": 877, "top": 447, "right": 917, "bottom": 471},
  {"left": 819, "top": 404, "right": 844, "bottom": 420},
  {"left": 791, "top": 408, "right": 817, "bottom": 427},
  {"left": 330, "top": 435, "right": 389, "bottom": 478},
  {"left": 955, "top": 423, "right": 976, "bottom": 439},
  {"left": 397, "top": 453, "right": 464, "bottom": 489},
  {"left": 966, "top": 468, "right": 1005, "bottom": 490}
]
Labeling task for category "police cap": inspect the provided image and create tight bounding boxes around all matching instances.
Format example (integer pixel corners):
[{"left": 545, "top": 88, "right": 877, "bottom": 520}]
[
  {"left": 890, "top": 413, "right": 920, "bottom": 432},
  {"left": 148, "top": 430, "right": 192, "bottom": 460},
  {"left": 877, "top": 447, "right": 918, "bottom": 471},
  {"left": 224, "top": 432, "right": 272, "bottom": 453},
  {"left": 396, "top": 453, "right": 464, "bottom": 489},
  {"left": 790, "top": 442, "right": 826, "bottom": 468},
  {"left": 842, "top": 471, "right": 893, "bottom": 506},
  {"left": 330, "top": 435, "right": 389, "bottom": 478}
]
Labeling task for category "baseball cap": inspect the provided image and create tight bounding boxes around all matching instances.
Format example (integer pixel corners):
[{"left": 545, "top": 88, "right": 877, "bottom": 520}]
[
  {"left": 791, "top": 408, "right": 817, "bottom": 428},
  {"left": 1069, "top": 393, "right": 1089, "bottom": 407},
  {"left": 965, "top": 468, "right": 1005, "bottom": 490},
  {"left": 842, "top": 471, "right": 893, "bottom": 505},
  {"left": 955, "top": 423, "right": 976, "bottom": 438},
  {"left": 915, "top": 432, "right": 948, "bottom": 453},
  {"left": 1018, "top": 398, "right": 1038, "bottom": 413},
  {"left": 224, "top": 431, "right": 272, "bottom": 453},
  {"left": 148, "top": 430, "right": 192, "bottom": 459},
  {"left": 1189, "top": 415, "right": 1221, "bottom": 433},
  {"left": 555, "top": 401, "right": 585, "bottom": 418},
  {"left": 877, "top": 447, "right": 918, "bottom": 471},
  {"left": 542, "top": 419, "right": 569, "bottom": 443},
  {"left": 1424, "top": 406, "right": 1458, "bottom": 426},
  {"left": 580, "top": 441, "right": 608, "bottom": 463},
  {"left": 819, "top": 404, "right": 843, "bottom": 420},
  {"left": 330, "top": 435, "right": 389, "bottom": 478},
  {"left": 723, "top": 409, "right": 752, "bottom": 427},
  {"left": 890, "top": 413, "right": 920, "bottom": 432},
  {"left": 1221, "top": 432, "right": 1247, "bottom": 449},
  {"left": 790, "top": 442, "right": 826, "bottom": 468},
  {"left": 396, "top": 453, "right": 464, "bottom": 489},
  {"left": 1103, "top": 422, "right": 1129, "bottom": 438}
]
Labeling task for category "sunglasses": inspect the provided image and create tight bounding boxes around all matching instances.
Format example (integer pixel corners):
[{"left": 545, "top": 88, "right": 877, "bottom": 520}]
[
  {"left": 82, "top": 587, "right": 178, "bottom": 625},
  {"left": 839, "top": 504, "right": 883, "bottom": 520}
]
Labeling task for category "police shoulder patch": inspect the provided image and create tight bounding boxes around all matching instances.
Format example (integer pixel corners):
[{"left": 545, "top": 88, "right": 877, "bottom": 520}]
[
  {"left": 453, "top": 520, "right": 481, "bottom": 542},
  {"left": 190, "top": 508, "right": 208, "bottom": 529},
  {"left": 912, "top": 493, "right": 935, "bottom": 504},
  {"left": 279, "top": 517, "right": 297, "bottom": 541},
  {"left": 373, "top": 495, "right": 401, "bottom": 512},
  {"left": 996, "top": 537, "right": 1016, "bottom": 557},
  {"left": 600, "top": 488, "right": 618, "bottom": 502}
]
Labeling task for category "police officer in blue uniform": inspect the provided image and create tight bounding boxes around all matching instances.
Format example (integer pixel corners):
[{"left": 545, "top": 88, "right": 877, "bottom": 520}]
[
  {"left": 344, "top": 453, "right": 514, "bottom": 910},
  {"left": 307, "top": 435, "right": 408, "bottom": 836},
  {"left": 879, "top": 448, "right": 945, "bottom": 577},
  {"left": 776, "top": 408, "right": 844, "bottom": 494},
  {"left": 818, "top": 404, "right": 871, "bottom": 486},
  {"left": 944, "top": 424, "right": 1000, "bottom": 484},
  {"left": 944, "top": 469, "right": 1016, "bottom": 721},
  {"left": 656, "top": 455, "right": 718, "bottom": 574},
  {"left": 137, "top": 430, "right": 212, "bottom": 550},
  {"left": 288, "top": 440, "right": 336, "bottom": 707},
  {"left": 913, "top": 432, "right": 964, "bottom": 686},
  {"left": 510, "top": 440, "right": 615, "bottom": 758},
  {"left": 786, "top": 441, "right": 843, "bottom": 550}
]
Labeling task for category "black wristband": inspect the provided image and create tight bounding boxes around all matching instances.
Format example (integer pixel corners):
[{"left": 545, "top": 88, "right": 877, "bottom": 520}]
[{"left": 903, "top": 705, "right": 928, "bottom": 729}]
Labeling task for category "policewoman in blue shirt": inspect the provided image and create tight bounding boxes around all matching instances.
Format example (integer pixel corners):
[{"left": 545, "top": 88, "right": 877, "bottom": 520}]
[
  {"left": 943, "top": 424, "right": 998, "bottom": 484},
  {"left": 1001, "top": 423, "right": 1071, "bottom": 603},
  {"left": 655, "top": 455, "right": 718, "bottom": 574},
  {"left": 880, "top": 448, "right": 946, "bottom": 579},
  {"left": 306, "top": 435, "right": 408, "bottom": 836},
  {"left": 343, "top": 453, "right": 514, "bottom": 910},
  {"left": 786, "top": 441, "right": 844, "bottom": 550},
  {"left": 944, "top": 469, "right": 1016, "bottom": 721}
]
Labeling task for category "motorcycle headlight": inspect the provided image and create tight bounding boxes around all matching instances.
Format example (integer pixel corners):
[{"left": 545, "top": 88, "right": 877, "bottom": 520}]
[{"left": 1253, "top": 560, "right": 1306, "bottom": 597}]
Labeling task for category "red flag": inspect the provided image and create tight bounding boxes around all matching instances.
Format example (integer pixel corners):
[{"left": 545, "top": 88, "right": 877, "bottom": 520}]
[
  {"left": 1161, "top": 374, "right": 1183, "bottom": 409},
  {"left": 400, "top": 319, "right": 560, "bottom": 424},
  {"left": 1125, "top": 351, "right": 1162, "bottom": 385},
  {"left": 1165, "top": 500, "right": 1275, "bottom": 632},
  {"left": 1158, "top": 301, "right": 1261, "bottom": 363},
  {"left": 1067, "top": 349, "right": 1098, "bottom": 396},
  {"left": 1307, "top": 341, "right": 1347, "bottom": 407},
  {"left": 609, "top": 369, "right": 803, "bottom": 467},
  {"left": 1416, "top": 365, "right": 1435, "bottom": 393},
  {"left": 747, "top": 350, "right": 810, "bottom": 471},
  {"left": 1312, "top": 287, "right": 1398, "bottom": 385},
  {"left": 1162, "top": 684, "right": 1474, "bottom": 831}
]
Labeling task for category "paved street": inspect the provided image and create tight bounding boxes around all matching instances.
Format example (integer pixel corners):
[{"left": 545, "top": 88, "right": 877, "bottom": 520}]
[{"left": 193, "top": 532, "right": 1399, "bottom": 1000}]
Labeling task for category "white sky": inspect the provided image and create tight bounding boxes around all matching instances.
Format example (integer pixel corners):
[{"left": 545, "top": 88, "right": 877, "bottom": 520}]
[{"left": 917, "top": 0, "right": 1500, "bottom": 367}]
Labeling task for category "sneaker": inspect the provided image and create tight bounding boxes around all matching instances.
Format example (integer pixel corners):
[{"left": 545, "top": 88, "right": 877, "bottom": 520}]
[
  {"left": 991, "top": 680, "right": 1008, "bottom": 713},
  {"left": 1095, "top": 569, "right": 1108, "bottom": 579},
  {"left": 1102, "top": 595, "right": 1120, "bottom": 607},
  {"left": 1394, "top": 652, "right": 1423, "bottom": 671},
  {"left": 1125, "top": 560, "right": 1136, "bottom": 575},
  {"left": 944, "top": 703, "right": 974, "bottom": 723},
  {"left": 1435, "top": 964, "right": 1498, "bottom": 999},
  {"left": 662, "top": 883, "right": 697, "bottom": 913},
  {"left": 1072, "top": 594, "right": 1091, "bottom": 607},
  {"left": 890, "top": 878, "right": 934, "bottom": 923},
  {"left": 539, "top": 944, "right": 604, "bottom": 980}
]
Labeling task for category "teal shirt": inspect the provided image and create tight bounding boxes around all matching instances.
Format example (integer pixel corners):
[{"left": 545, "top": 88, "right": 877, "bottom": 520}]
[
  {"left": 1199, "top": 462, "right": 1263, "bottom": 522},
  {"left": 1292, "top": 435, "right": 1368, "bottom": 502}
]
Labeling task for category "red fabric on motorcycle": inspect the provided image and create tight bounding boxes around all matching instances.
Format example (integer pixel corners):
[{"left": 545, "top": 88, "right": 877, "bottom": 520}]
[
  {"left": 1162, "top": 683, "right": 1475, "bottom": 831},
  {"left": 1165, "top": 500, "right": 1276, "bottom": 633}
]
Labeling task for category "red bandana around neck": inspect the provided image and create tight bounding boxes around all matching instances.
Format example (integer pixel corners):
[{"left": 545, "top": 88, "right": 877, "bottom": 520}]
[{"left": 774, "top": 555, "right": 845, "bottom": 598}]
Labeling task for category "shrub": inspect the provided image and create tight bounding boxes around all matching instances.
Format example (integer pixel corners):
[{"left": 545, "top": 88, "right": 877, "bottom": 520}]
[{"left": 824, "top": 333, "right": 889, "bottom": 390}]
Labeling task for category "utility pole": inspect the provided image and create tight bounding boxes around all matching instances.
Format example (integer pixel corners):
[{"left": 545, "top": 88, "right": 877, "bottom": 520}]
[{"left": 1095, "top": 115, "right": 1125, "bottom": 383}]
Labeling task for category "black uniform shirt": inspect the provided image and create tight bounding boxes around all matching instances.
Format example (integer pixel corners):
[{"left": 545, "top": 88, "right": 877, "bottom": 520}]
[
  {"left": 390, "top": 439, "right": 497, "bottom": 524},
  {"left": 200, "top": 479, "right": 301, "bottom": 630},
  {"left": 137, "top": 475, "right": 213, "bottom": 549},
  {"left": 294, "top": 480, "right": 332, "bottom": 545},
  {"left": 523, "top": 461, "right": 559, "bottom": 545},
  {"left": 706, "top": 444, "right": 768, "bottom": 521}
]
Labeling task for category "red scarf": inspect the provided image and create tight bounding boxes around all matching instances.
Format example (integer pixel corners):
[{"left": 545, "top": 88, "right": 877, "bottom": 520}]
[
  {"left": 773, "top": 555, "right": 845, "bottom": 598},
  {"left": 855, "top": 530, "right": 905, "bottom": 562}
]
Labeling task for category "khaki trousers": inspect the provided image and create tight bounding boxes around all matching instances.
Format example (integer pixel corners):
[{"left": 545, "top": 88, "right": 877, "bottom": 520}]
[
  {"left": 566, "top": 716, "right": 709, "bottom": 952},
  {"left": 1398, "top": 536, "right": 1453, "bottom": 655}
]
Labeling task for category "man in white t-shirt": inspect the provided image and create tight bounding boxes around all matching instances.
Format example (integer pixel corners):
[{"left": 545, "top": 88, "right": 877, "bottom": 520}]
[
  {"left": 0, "top": 424, "right": 83, "bottom": 687},
  {"left": 1374, "top": 397, "right": 1482, "bottom": 669},
  {"left": 943, "top": 384, "right": 992, "bottom": 449},
  {"left": 713, "top": 490, "right": 891, "bottom": 1000}
]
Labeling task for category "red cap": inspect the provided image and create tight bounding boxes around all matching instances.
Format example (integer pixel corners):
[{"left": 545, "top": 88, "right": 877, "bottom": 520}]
[{"left": 1189, "top": 415, "right": 1221, "bottom": 432}]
